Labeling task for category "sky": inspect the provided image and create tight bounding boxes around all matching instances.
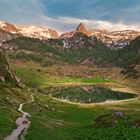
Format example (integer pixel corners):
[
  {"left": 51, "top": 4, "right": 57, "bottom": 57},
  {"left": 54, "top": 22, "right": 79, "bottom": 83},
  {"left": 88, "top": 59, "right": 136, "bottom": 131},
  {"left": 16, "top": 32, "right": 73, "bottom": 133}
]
[{"left": 0, "top": 0, "right": 140, "bottom": 33}]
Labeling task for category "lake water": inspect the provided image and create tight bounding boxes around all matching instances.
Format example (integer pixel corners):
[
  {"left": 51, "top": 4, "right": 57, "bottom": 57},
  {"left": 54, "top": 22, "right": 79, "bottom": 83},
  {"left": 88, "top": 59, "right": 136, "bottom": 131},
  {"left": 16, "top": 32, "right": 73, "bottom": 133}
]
[{"left": 45, "top": 85, "right": 136, "bottom": 103}]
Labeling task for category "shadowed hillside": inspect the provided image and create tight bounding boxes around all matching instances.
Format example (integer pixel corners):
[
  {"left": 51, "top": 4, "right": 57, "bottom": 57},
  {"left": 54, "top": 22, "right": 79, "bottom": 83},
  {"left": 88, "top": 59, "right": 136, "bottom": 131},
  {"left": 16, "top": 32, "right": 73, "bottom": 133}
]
[{"left": 0, "top": 49, "right": 19, "bottom": 85}]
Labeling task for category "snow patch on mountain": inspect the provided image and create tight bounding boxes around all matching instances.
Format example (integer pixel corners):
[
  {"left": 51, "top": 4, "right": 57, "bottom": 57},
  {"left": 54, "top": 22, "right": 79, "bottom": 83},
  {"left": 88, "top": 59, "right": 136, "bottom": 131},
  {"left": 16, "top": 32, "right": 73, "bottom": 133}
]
[{"left": 0, "top": 21, "right": 7, "bottom": 28}]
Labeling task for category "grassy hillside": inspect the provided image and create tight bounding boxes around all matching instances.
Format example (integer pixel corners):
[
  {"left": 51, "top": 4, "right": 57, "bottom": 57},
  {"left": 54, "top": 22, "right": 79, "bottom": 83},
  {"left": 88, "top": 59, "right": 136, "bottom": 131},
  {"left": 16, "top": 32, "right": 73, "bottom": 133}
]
[
  {"left": 23, "top": 91, "right": 140, "bottom": 140},
  {"left": 13, "top": 61, "right": 109, "bottom": 88},
  {"left": 0, "top": 82, "right": 31, "bottom": 140}
]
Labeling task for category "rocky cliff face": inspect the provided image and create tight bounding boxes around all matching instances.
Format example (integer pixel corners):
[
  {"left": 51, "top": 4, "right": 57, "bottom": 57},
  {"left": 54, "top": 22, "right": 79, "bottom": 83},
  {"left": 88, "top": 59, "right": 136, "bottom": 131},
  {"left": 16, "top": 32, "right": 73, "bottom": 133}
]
[
  {"left": 0, "top": 48, "right": 20, "bottom": 85},
  {"left": 0, "top": 29, "right": 16, "bottom": 44},
  {"left": 59, "top": 32, "right": 102, "bottom": 49},
  {"left": 76, "top": 22, "right": 87, "bottom": 33}
]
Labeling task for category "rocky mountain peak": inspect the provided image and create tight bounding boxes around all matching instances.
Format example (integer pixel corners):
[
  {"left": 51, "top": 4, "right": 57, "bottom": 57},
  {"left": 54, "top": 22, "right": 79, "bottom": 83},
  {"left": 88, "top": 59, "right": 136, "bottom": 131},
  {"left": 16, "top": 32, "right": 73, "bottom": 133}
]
[
  {"left": 76, "top": 22, "right": 87, "bottom": 33},
  {"left": 0, "top": 20, "right": 20, "bottom": 34},
  {"left": 0, "top": 21, "right": 59, "bottom": 40}
]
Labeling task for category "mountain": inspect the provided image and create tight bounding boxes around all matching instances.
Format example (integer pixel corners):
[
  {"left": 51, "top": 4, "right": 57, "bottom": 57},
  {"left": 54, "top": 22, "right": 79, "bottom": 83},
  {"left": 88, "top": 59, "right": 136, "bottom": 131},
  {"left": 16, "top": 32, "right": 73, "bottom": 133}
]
[
  {"left": 76, "top": 22, "right": 87, "bottom": 33},
  {"left": 0, "top": 21, "right": 59, "bottom": 41},
  {"left": 16, "top": 25, "right": 59, "bottom": 39},
  {"left": 0, "top": 20, "right": 139, "bottom": 65},
  {"left": 58, "top": 32, "right": 102, "bottom": 50},
  {"left": 1, "top": 21, "right": 140, "bottom": 50},
  {"left": 0, "top": 20, "right": 140, "bottom": 78},
  {"left": 60, "top": 23, "right": 140, "bottom": 49},
  {"left": 0, "top": 21, "right": 20, "bottom": 34},
  {"left": 3, "top": 34, "right": 140, "bottom": 68}
]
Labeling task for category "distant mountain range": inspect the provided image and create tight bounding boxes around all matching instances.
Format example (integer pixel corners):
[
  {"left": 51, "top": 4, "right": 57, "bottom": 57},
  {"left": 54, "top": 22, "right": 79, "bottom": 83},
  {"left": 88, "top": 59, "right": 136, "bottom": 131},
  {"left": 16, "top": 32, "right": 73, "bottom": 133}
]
[
  {"left": 0, "top": 20, "right": 140, "bottom": 49},
  {"left": 0, "top": 20, "right": 139, "bottom": 80}
]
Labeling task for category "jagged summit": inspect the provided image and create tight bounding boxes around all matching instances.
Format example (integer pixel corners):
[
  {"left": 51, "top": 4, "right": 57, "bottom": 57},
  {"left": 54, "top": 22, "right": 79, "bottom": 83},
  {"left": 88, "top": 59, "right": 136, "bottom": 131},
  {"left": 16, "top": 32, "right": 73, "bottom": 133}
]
[
  {"left": 60, "top": 22, "right": 140, "bottom": 49},
  {"left": 76, "top": 22, "right": 87, "bottom": 33}
]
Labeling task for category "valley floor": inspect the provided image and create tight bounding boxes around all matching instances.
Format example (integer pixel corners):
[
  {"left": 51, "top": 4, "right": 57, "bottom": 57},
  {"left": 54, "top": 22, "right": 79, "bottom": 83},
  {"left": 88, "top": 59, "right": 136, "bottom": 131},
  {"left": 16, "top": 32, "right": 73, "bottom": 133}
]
[{"left": 0, "top": 61, "right": 140, "bottom": 140}]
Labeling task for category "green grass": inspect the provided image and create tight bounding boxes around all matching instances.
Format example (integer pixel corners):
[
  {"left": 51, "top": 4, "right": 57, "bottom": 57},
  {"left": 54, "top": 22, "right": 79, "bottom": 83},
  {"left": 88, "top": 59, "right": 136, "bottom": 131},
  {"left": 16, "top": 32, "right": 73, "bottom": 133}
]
[
  {"left": 0, "top": 82, "right": 30, "bottom": 140},
  {"left": 13, "top": 62, "right": 109, "bottom": 88},
  {"left": 0, "top": 61, "right": 139, "bottom": 140},
  {"left": 13, "top": 62, "right": 46, "bottom": 87},
  {"left": 23, "top": 92, "right": 140, "bottom": 140},
  {"left": 24, "top": 92, "right": 102, "bottom": 140}
]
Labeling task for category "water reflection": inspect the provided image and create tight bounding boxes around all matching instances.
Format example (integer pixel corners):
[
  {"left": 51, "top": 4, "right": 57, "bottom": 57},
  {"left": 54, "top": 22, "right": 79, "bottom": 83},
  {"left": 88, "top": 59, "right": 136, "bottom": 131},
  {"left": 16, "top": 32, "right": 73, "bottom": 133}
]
[{"left": 44, "top": 85, "right": 136, "bottom": 103}]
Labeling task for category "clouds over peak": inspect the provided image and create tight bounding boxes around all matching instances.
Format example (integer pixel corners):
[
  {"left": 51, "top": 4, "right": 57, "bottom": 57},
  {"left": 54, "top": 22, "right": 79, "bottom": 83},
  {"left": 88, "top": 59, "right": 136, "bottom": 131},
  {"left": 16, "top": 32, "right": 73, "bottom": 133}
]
[
  {"left": 42, "top": 16, "right": 140, "bottom": 33},
  {"left": 0, "top": 0, "right": 140, "bottom": 33}
]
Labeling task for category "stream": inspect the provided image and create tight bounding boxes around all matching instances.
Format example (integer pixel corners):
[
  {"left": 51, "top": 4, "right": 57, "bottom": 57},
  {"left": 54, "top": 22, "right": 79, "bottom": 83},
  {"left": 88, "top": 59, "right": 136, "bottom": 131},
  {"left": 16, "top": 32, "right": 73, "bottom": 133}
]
[{"left": 4, "top": 95, "right": 34, "bottom": 140}]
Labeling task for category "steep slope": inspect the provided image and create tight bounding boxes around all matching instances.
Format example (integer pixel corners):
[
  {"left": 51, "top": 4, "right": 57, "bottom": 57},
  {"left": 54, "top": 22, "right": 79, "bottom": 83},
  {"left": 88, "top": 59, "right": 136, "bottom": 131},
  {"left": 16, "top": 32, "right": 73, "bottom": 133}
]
[
  {"left": 0, "top": 29, "right": 16, "bottom": 44},
  {"left": 0, "top": 48, "right": 19, "bottom": 85},
  {"left": 59, "top": 32, "right": 102, "bottom": 49}
]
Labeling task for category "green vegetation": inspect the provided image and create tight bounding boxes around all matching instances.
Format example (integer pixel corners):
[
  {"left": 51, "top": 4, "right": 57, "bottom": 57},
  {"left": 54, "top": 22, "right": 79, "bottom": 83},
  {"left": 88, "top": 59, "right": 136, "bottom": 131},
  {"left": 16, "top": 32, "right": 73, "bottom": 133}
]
[
  {"left": 6, "top": 37, "right": 64, "bottom": 66},
  {"left": 5, "top": 36, "right": 140, "bottom": 68},
  {"left": 4, "top": 36, "right": 140, "bottom": 79},
  {"left": 13, "top": 62, "right": 109, "bottom": 88},
  {"left": 23, "top": 92, "right": 140, "bottom": 140},
  {"left": 0, "top": 82, "right": 30, "bottom": 140},
  {"left": 0, "top": 36, "right": 140, "bottom": 139},
  {"left": 0, "top": 60, "right": 140, "bottom": 140},
  {"left": 12, "top": 61, "right": 140, "bottom": 140},
  {"left": 0, "top": 50, "right": 19, "bottom": 85}
]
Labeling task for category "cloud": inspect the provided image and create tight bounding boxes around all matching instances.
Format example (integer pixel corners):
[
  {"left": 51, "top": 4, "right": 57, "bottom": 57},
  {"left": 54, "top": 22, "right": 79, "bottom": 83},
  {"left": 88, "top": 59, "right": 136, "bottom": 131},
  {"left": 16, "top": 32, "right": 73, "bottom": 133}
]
[
  {"left": 41, "top": 0, "right": 140, "bottom": 24},
  {"left": 0, "top": 0, "right": 140, "bottom": 33},
  {"left": 40, "top": 16, "right": 140, "bottom": 33},
  {"left": 0, "top": 0, "right": 45, "bottom": 25}
]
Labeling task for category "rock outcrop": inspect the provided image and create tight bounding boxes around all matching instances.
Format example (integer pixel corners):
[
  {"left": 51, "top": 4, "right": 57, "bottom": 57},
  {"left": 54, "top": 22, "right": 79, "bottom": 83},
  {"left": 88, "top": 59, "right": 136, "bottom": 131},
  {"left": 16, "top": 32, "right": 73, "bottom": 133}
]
[
  {"left": 0, "top": 48, "right": 20, "bottom": 85},
  {"left": 76, "top": 22, "right": 87, "bottom": 34}
]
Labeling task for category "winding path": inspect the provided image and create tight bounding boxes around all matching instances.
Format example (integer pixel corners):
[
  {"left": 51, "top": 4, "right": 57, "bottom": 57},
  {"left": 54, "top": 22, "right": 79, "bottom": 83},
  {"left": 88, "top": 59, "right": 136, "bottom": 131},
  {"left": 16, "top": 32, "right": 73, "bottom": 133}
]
[{"left": 4, "top": 94, "right": 34, "bottom": 140}]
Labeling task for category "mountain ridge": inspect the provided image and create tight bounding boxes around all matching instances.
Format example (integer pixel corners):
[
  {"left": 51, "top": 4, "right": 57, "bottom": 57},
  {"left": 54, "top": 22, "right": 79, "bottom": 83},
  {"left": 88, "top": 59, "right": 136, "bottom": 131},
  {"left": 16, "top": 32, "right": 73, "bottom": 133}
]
[
  {"left": 60, "top": 22, "right": 140, "bottom": 49},
  {"left": 0, "top": 20, "right": 59, "bottom": 40},
  {"left": 0, "top": 20, "right": 140, "bottom": 50}
]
